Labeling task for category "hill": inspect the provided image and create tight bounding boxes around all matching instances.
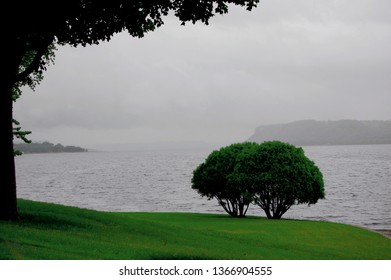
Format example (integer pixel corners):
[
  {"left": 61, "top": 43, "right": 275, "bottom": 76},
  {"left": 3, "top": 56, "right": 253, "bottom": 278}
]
[
  {"left": 247, "top": 120, "right": 391, "bottom": 146},
  {"left": 14, "top": 141, "right": 88, "bottom": 154}
]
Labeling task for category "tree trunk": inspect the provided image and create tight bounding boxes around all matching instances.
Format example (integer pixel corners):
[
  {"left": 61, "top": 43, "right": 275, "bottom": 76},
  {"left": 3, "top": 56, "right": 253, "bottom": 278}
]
[
  {"left": 263, "top": 207, "right": 272, "bottom": 219},
  {"left": 271, "top": 212, "right": 282, "bottom": 219},
  {"left": 0, "top": 80, "right": 18, "bottom": 220},
  {"left": 0, "top": 40, "right": 24, "bottom": 220}
]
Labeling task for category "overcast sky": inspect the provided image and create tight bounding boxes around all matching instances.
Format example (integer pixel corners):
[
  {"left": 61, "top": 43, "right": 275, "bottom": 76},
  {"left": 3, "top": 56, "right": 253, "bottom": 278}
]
[{"left": 14, "top": 0, "right": 391, "bottom": 149}]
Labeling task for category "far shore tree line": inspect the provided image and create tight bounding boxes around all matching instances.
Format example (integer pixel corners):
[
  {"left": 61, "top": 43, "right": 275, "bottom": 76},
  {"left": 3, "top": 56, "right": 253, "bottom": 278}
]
[
  {"left": 14, "top": 141, "right": 88, "bottom": 154},
  {"left": 192, "top": 141, "right": 325, "bottom": 219}
]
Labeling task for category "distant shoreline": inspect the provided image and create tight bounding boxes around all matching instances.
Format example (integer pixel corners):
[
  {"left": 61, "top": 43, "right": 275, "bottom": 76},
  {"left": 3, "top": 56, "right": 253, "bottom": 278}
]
[{"left": 14, "top": 141, "right": 88, "bottom": 154}]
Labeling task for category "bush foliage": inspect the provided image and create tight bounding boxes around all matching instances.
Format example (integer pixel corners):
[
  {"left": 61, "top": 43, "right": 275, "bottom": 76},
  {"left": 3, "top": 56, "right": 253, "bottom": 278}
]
[
  {"left": 192, "top": 141, "right": 325, "bottom": 219},
  {"left": 192, "top": 143, "right": 257, "bottom": 217}
]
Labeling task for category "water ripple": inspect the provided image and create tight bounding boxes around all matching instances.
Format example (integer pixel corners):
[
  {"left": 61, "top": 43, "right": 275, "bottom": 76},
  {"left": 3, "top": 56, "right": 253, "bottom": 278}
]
[{"left": 15, "top": 145, "right": 391, "bottom": 230}]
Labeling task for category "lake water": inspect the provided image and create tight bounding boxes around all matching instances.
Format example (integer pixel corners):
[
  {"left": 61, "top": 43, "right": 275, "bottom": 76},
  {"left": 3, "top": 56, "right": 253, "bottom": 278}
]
[{"left": 15, "top": 144, "right": 391, "bottom": 230}]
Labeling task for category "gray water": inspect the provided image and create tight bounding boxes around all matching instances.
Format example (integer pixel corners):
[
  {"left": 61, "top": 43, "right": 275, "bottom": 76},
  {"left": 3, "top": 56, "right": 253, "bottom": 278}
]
[{"left": 15, "top": 144, "right": 391, "bottom": 230}]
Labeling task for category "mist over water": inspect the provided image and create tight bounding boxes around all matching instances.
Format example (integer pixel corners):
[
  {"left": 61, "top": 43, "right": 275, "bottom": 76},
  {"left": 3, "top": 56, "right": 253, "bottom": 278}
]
[{"left": 16, "top": 144, "right": 391, "bottom": 230}]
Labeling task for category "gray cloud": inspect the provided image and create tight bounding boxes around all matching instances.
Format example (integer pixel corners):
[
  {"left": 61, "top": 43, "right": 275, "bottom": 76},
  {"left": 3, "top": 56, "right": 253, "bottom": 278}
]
[{"left": 14, "top": 0, "right": 391, "bottom": 148}]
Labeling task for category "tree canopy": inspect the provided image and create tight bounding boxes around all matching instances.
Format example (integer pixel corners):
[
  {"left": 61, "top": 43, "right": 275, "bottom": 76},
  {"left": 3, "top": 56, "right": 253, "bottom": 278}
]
[
  {"left": 192, "top": 141, "right": 325, "bottom": 219},
  {"left": 232, "top": 141, "right": 325, "bottom": 219},
  {"left": 6, "top": 0, "right": 259, "bottom": 85}
]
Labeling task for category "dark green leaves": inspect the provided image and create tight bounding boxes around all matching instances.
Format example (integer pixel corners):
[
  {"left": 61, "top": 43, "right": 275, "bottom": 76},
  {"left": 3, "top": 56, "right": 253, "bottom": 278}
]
[
  {"left": 192, "top": 142, "right": 258, "bottom": 217},
  {"left": 192, "top": 141, "right": 325, "bottom": 219}
]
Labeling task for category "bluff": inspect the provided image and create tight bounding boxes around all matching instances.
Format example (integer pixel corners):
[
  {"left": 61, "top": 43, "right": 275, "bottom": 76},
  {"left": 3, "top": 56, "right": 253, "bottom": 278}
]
[{"left": 247, "top": 120, "right": 391, "bottom": 146}]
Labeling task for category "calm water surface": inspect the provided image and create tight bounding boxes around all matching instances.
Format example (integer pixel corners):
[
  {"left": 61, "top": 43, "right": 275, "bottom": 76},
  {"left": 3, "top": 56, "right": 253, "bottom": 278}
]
[{"left": 15, "top": 144, "right": 391, "bottom": 230}]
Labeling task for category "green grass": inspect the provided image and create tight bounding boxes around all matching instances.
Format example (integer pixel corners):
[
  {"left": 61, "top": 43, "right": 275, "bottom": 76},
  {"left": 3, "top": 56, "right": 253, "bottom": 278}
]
[{"left": 0, "top": 199, "right": 390, "bottom": 260}]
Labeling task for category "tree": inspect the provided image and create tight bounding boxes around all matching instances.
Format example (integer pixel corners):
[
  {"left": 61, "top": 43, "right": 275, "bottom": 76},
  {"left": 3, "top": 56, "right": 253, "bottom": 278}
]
[
  {"left": 192, "top": 142, "right": 257, "bottom": 217},
  {"left": 0, "top": 1, "right": 259, "bottom": 220},
  {"left": 232, "top": 141, "right": 325, "bottom": 219}
]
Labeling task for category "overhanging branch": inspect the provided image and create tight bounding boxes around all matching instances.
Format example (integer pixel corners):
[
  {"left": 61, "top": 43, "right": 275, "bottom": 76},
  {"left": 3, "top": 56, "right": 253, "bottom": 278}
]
[{"left": 14, "top": 36, "right": 54, "bottom": 83}]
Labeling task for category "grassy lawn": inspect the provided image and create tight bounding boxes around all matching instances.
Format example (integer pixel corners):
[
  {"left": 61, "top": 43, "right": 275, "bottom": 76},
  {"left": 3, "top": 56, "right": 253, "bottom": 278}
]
[{"left": 0, "top": 199, "right": 390, "bottom": 260}]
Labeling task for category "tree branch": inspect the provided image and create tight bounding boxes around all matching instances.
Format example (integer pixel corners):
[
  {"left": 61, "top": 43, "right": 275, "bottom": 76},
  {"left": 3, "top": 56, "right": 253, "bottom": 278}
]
[
  {"left": 14, "top": 36, "right": 54, "bottom": 83},
  {"left": 243, "top": 203, "right": 249, "bottom": 216}
]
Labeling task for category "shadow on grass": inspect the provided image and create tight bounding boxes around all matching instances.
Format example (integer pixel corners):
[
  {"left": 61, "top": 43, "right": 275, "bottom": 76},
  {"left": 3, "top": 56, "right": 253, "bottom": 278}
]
[
  {"left": 16, "top": 212, "right": 93, "bottom": 231},
  {"left": 198, "top": 213, "right": 267, "bottom": 220}
]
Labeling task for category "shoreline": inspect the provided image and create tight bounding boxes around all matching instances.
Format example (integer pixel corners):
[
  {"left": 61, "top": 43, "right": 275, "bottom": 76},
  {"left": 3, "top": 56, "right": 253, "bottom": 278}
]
[{"left": 372, "top": 229, "right": 391, "bottom": 239}]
